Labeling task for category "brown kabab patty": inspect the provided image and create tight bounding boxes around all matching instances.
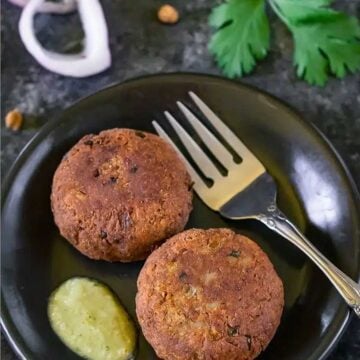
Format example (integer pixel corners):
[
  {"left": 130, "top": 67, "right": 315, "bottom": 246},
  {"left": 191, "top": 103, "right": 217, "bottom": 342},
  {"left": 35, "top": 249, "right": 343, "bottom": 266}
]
[
  {"left": 136, "top": 228, "right": 284, "bottom": 360},
  {"left": 51, "top": 128, "right": 193, "bottom": 262}
]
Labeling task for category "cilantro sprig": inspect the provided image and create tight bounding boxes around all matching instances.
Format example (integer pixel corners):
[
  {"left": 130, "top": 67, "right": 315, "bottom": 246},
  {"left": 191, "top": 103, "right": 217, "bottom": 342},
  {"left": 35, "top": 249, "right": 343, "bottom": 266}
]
[
  {"left": 209, "top": 0, "right": 360, "bottom": 85},
  {"left": 209, "top": 0, "right": 270, "bottom": 77}
]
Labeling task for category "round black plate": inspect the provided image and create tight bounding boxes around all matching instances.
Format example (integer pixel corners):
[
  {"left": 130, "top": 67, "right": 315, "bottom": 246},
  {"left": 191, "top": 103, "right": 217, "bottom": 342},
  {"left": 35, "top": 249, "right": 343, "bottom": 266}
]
[{"left": 2, "top": 74, "right": 359, "bottom": 360}]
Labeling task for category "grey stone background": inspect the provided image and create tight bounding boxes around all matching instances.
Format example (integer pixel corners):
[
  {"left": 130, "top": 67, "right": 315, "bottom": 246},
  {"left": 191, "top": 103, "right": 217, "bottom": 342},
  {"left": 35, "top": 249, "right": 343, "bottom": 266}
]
[{"left": 1, "top": 0, "right": 359, "bottom": 359}]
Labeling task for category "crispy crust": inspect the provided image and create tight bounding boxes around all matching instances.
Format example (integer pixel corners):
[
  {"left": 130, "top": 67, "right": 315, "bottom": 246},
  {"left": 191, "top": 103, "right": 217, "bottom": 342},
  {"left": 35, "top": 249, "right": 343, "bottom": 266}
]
[
  {"left": 136, "top": 228, "right": 284, "bottom": 360},
  {"left": 51, "top": 129, "right": 193, "bottom": 262}
]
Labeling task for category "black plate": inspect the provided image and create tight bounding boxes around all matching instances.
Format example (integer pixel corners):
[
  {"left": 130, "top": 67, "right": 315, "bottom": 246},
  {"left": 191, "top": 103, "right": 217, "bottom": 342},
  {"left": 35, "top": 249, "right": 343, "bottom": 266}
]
[{"left": 2, "top": 74, "right": 359, "bottom": 360}]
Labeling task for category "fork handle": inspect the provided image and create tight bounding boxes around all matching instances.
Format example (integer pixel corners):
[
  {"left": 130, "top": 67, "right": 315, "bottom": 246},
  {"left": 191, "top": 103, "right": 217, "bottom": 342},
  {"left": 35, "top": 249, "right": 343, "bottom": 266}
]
[{"left": 258, "top": 208, "right": 360, "bottom": 318}]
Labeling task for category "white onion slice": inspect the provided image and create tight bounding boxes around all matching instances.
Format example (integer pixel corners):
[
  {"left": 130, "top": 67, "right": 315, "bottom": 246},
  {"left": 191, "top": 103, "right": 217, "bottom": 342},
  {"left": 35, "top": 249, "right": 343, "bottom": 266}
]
[
  {"left": 8, "top": 0, "right": 76, "bottom": 14},
  {"left": 19, "top": 0, "right": 111, "bottom": 77}
]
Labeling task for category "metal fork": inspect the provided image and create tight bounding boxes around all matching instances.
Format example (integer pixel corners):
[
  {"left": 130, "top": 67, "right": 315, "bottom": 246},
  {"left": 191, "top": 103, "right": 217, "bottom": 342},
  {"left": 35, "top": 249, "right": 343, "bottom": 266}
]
[{"left": 152, "top": 91, "right": 360, "bottom": 317}]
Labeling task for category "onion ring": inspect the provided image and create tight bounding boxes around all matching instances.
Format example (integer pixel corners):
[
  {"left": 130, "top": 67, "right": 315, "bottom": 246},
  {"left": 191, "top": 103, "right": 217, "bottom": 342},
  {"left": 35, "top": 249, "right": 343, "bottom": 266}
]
[{"left": 18, "top": 0, "right": 111, "bottom": 77}]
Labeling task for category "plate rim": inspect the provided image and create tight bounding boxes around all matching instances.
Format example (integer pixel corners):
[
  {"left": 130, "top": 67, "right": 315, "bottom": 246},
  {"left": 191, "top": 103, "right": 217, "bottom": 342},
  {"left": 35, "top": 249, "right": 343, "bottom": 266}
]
[{"left": 1, "top": 72, "right": 359, "bottom": 360}]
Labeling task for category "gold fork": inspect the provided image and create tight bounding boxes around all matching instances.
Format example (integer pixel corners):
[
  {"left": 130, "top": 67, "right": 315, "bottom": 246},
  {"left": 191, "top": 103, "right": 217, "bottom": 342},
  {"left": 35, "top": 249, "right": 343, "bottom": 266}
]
[{"left": 153, "top": 91, "right": 360, "bottom": 317}]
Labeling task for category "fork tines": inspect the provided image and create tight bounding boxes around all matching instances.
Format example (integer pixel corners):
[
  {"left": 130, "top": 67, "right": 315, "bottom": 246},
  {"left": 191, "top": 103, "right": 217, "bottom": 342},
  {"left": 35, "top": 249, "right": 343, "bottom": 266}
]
[{"left": 152, "top": 92, "right": 265, "bottom": 210}]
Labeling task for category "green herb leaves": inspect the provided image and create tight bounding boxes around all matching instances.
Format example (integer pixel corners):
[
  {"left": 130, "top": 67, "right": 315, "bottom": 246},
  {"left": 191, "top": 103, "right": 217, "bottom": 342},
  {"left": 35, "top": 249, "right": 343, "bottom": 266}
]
[
  {"left": 271, "top": 0, "right": 360, "bottom": 85},
  {"left": 209, "top": 0, "right": 270, "bottom": 77},
  {"left": 209, "top": 0, "right": 360, "bottom": 85}
]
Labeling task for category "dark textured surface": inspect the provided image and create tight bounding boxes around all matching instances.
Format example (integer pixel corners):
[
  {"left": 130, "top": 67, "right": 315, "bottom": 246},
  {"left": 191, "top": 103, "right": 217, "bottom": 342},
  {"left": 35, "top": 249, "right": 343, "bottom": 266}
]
[{"left": 1, "top": 0, "right": 359, "bottom": 359}]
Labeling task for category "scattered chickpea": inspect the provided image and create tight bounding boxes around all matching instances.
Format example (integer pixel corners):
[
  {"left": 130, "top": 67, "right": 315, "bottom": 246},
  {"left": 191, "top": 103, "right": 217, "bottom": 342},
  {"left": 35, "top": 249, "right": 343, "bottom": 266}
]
[
  {"left": 158, "top": 4, "right": 179, "bottom": 24},
  {"left": 5, "top": 109, "right": 23, "bottom": 131}
]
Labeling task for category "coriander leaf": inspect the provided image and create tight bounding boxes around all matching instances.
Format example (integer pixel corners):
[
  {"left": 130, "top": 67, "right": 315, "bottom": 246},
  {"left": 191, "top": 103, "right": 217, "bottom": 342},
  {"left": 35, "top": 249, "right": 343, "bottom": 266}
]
[
  {"left": 271, "top": 0, "right": 339, "bottom": 25},
  {"left": 209, "top": 0, "right": 270, "bottom": 78},
  {"left": 271, "top": 0, "right": 360, "bottom": 85}
]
